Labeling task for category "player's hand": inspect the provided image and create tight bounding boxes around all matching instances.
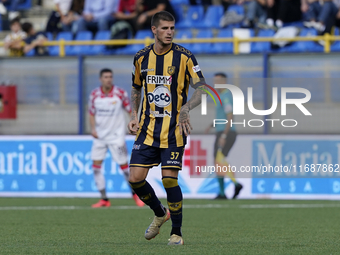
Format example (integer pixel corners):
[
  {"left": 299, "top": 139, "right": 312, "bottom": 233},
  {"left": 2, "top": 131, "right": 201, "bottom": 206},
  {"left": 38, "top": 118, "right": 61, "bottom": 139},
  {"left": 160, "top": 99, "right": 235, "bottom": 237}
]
[
  {"left": 91, "top": 130, "right": 98, "bottom": 138},
  {"left": 218, "top": 136, "right": 226, "bottom": 148},
  {"left": 128, "top": 119, "right": 139, "bottom": 135},
  {"left": 177, "top": 105, "right": 192, "bottom": 136}
]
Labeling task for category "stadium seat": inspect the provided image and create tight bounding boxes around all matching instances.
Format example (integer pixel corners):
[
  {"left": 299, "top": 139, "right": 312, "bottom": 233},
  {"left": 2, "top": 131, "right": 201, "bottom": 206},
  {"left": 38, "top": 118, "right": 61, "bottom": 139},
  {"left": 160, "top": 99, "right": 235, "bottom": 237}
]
[
  {"left": 118, "top": 30, "right": 153, "bottom": 55},
  {"left": 275, "top": 28, "right": 323, "bottom": 53},
  {"left": 87, "top": 30, "right": 111, "bottom": 55},
  {"left": 68, "top": 31, "right": 93, "bottom": 55},
  {"left": 170, "top": 0, "right": 189, "bottom": 4},
  {"left": 0, "top": 14, "right": 2, "bottom": 31},
  {"left": 173, "top": 5, "right": 185, "bottom": 29},
  {"left": 175, "top": 29, "right": 193, "bottom": 49},
  {"left": 331, "top": 27, "right": 340, "bottom": 52},
  {"left": 190, "top": 29, "right": 213, "bottom": 54},
  {"left": 6, "top": 0, "right": 31, "bottom": 10},
  {"left": 49, "top": 32, "right": 73, "bottom": 56},
  {"left": 208, "top": 28, "right": 233, "bottom": 54},
  {"left": 196, "top": 5, "right": 224, "bottom": 28},
  {"left": 251, "top": 29, "right": 275, "bottom": 53},
  {"left": 227, "top": 4, "right": 245, "bottom": 15},
  {"left": 176, "top": 5, "right": 204, "bottom": 29}
]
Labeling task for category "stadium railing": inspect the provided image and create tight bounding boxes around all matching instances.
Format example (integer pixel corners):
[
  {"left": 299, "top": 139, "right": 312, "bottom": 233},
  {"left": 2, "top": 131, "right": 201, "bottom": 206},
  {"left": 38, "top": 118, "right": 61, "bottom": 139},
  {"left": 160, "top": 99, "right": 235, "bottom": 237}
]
[{"left": 0, "top": 33, "right": 340, "bottom": 56}]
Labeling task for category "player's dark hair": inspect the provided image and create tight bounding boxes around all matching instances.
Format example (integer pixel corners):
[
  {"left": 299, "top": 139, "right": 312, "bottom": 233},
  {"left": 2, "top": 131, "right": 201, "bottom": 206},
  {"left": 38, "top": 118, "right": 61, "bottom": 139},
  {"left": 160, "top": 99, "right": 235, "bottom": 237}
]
[
  {"left": 100, "top": 68, "right": 113, "bottom": 77},
  {"left": 214, "top": 72, "right": 228, "bottom": 79},
  {"left": 151, "top": 11, "right": 175, "bottom": 27},
  {"left": 10, "top": 17, "right": 20, "bottom": 26},
  {"left": 22, "top": 22, "right": 33, "bottom": 34}
]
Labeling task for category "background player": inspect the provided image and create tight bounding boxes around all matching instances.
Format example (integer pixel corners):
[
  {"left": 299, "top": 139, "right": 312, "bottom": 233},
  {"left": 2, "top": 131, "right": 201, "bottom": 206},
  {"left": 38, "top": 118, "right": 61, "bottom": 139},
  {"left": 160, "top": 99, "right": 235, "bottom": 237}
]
[
  {"left": 89, "top": 68, "right": 144, "bottom": 208},
  {"left": 205, "top": 72, "right": 243, "bottom": 199},
  {"left": 128, "top": 11, "right": 206, "bottom": 245}
]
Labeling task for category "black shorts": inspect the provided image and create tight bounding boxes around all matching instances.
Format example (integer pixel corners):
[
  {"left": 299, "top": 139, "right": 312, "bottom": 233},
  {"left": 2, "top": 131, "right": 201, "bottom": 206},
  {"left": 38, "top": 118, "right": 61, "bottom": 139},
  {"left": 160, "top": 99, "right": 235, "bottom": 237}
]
[
  {"left": 130, "top": 143, "right": 185, "bottom": 170},
  {"left": 213, "top": 130, "right": 237, "bottom": 158}
]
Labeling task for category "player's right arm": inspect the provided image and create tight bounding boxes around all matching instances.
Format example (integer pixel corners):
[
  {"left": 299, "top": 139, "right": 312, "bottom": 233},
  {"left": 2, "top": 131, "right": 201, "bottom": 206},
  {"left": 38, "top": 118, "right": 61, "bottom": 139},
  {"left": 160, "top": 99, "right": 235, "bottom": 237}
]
[
  {"left": 88, "top": 90, "right": 98, "bottom": 138},
  {"left": 128, "top": 55, "right": 143, "bottom": 135},
  {"left": 129, "top": 87, "right": 141, "bottom": 135},
  {"left": 89, "top": 113, "right": 98, "bottom": 138}
]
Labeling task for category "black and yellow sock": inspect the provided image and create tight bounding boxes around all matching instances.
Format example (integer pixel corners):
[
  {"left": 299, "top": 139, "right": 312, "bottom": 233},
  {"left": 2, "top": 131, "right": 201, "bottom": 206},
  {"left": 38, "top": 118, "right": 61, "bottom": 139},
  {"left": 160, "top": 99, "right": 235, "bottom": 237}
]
[
  {"left": 129, "top": 180, "right": 165, "bottom": 217},
  {"left": 162, "top": 176, "right": 183, "bottom": 236}
]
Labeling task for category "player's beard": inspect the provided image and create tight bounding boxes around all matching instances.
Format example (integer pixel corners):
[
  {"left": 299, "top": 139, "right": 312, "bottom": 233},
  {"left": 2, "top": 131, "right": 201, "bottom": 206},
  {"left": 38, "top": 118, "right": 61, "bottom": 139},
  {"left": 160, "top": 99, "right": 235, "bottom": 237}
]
[{"left": 156, "top": 35, "right": 172, "bottom": 47}]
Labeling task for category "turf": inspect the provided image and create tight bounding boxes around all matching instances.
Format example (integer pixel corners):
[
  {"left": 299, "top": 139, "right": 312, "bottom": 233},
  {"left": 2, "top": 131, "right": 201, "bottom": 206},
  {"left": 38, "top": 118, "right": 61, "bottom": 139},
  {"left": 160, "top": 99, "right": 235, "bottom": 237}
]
[{"left": 0, "top": 198, "right": 339, "bottom": 255}]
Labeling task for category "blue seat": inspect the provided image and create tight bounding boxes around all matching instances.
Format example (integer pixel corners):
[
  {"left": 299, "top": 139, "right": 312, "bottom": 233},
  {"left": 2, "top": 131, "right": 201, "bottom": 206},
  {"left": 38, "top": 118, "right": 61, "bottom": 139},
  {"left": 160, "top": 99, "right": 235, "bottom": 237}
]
[
  {"left": 175, "top": 29, "right": 193, "bottom": 49},
  {"left": 69, "top": 31, "right": 93, "bottom": 55},
  {"left": 190, "top": 29, "right": 213, "bottom": 54},
  {"left": 49, "top": 32, "right": 73, "bottom": 56},
  {"left": 88, "top": 30, "right": 111, "bottom": 55},
  {"left": 208, "top": 29, "right": 233, "bottom": 53},
  {"left": 275, "top": 28, "right": 323, "bottom": 53},
  {"left": 173, "top": 5, "right": 185, "bottom": 28},
  {"left": 331, "top": 27, "right": 340, "bottom": 52},
  {"left": 0, "top": 14, "right": 2, "bottom": 31},
  {"left": 227, "top": 4, "right": 245, "bottom": 15},
  {"left": 118, "top": 30, "right": 153, "bottom": 55},
  {"left": 197, "top": 5, "right": 224, "bottom": 28},
  {"left": 251, "top": 29, "right": 275, "bottom": 53},
  {"left": 176, "top": 5, "right": 204, "bottom": 29},
  {"left": 170, "top": 0, "right": 189, "bottom": 4},
  {"left": 6, "top": 0, "right": 31, "bottom": 10}
]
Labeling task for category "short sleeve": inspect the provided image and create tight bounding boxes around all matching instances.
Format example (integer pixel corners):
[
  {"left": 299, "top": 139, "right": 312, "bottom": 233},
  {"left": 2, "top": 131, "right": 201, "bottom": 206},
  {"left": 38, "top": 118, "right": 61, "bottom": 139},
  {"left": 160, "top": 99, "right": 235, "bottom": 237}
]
[
  {"left": 88, "top": 92, "right": 96, "bottom": 115},
  {"left": 186, "top": 54, "right": 204, "bottom": 83},
  {"left": 122, "top": 90, "right": 131, "bottom": 113},
  {"left": 132, "top": 55, "right": 143, "bottom": 89}
]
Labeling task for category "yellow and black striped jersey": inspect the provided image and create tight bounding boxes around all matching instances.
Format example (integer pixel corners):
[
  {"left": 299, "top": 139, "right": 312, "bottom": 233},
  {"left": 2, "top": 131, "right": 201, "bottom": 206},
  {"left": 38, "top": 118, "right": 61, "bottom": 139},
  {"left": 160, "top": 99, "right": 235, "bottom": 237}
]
[{"left": 132, "top": 43, "right": 204, "bottom": 148}]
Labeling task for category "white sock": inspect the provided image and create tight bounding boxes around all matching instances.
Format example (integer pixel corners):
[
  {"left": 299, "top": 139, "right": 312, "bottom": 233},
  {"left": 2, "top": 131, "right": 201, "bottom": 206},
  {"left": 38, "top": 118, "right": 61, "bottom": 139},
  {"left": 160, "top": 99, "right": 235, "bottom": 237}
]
[{"left": 93, "top": 165, "right": 106, "bottom": 191}]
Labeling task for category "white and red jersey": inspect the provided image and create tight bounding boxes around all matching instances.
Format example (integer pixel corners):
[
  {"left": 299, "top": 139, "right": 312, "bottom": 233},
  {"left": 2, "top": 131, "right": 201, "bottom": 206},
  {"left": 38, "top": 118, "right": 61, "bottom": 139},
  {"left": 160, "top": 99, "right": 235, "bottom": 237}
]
[{"left": 89, "top": 85, "right": 131, "bottom": 143}]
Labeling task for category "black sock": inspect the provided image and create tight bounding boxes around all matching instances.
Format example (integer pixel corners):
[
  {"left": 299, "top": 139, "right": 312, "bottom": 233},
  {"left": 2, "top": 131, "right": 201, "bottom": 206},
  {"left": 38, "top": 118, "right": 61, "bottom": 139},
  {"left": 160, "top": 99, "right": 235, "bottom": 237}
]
[
  {"left": 129, "top": 180, "right": 164, "bottom": 216},
  {"left": 154, "top": 204, "right": 166, "bottom": 217},
  {"left": 171, "top": 227, "right": 182, "bottom": 236},
  {"left": 103, "top": 198, "right": 109, "bottom": 201}
]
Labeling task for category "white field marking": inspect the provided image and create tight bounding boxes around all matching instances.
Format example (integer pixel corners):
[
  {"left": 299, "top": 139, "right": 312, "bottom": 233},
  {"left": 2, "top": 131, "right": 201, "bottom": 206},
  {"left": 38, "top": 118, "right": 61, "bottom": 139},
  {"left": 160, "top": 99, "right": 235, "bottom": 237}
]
[{"left": 1, "top": 203, "right": 340, "bottom": 211}]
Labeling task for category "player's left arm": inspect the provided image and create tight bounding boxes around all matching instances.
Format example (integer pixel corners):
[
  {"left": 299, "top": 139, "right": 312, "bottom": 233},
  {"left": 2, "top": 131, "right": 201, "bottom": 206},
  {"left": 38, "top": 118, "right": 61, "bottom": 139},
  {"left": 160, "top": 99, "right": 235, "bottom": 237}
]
[{"left": 177, "top": 55, "right": 206, "bottom": 136}]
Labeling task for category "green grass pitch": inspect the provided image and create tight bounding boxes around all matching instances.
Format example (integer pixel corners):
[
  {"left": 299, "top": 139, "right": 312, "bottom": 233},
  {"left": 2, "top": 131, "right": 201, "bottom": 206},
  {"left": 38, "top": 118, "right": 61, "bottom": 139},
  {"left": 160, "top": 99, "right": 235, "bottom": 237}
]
[{"left": 0, "top": 198, "right": 339, "bottom": 255}]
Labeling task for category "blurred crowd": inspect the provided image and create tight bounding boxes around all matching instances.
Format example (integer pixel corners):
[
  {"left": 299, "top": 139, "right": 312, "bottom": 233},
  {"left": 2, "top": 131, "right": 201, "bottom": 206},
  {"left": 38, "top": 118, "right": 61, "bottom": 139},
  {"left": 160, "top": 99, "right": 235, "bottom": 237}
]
[{"left": 2, "top": 0, "right": 340, "bottom": 56}]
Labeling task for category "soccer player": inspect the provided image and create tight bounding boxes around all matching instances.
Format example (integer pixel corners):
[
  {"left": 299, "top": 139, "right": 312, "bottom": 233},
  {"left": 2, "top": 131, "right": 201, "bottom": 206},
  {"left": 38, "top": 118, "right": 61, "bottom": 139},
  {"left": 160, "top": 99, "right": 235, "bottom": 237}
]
[
  {"left": 127, "top": 11, "right": 206, "bottom": 245},
  {"left": 89, "top": 68, "right": 144, "bottom": 208},
  {"left": 205, "top": 72, "right": 243, "bottom": 199}
]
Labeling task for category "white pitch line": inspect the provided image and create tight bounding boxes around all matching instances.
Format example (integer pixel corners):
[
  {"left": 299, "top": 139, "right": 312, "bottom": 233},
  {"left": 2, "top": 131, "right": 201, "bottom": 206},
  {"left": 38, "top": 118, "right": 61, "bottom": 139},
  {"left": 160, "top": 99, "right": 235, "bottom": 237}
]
[{"left": 0, "top": 203, "right": 340, "bottom": 211}]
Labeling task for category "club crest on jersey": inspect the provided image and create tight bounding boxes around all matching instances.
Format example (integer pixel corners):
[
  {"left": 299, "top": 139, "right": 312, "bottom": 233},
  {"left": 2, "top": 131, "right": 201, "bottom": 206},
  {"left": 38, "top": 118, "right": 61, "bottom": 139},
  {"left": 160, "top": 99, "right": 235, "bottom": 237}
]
[
  {"left": 147, "top": 86, "right": 171, "bottom": 108},
  {"left": 167, "top": 66, "right": 176, "bottom": 75}
]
